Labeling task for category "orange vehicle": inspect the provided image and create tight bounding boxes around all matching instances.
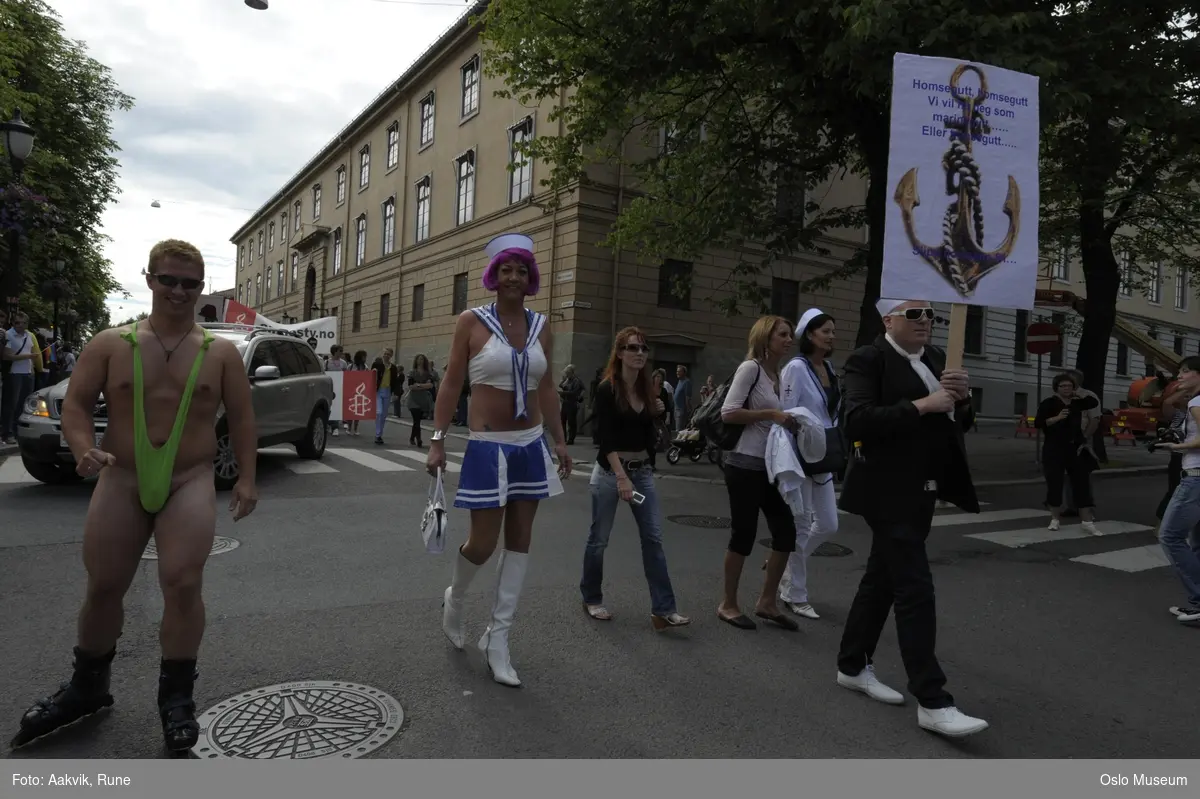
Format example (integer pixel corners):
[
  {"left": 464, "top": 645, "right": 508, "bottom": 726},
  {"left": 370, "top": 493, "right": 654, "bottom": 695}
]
[{"left": 1035, "top": 289, "right": 1182, "bottom": 439}]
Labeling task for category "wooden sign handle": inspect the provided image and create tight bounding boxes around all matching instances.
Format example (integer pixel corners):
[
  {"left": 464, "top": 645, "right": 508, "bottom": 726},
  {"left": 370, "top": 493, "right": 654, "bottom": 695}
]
[{"left": 944, "top": 303, "right": 967, "bottom": 371}]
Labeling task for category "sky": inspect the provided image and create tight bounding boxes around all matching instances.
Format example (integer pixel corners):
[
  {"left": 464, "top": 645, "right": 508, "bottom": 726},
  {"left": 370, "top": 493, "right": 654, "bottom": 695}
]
[{"left": 46, "top": 0, "right": 472, "bottom": 324}]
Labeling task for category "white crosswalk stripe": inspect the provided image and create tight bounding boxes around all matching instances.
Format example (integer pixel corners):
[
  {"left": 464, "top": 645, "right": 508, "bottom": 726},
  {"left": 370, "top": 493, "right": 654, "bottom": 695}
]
[
  {"left": 930, "top": 507, "right": 1047, "bottom": 528},
  {"left": 324, "top": 448, "right": 416, "bottom": 472},
  {"left": 0, "top": 456, "right": 36, "bottom": 484},
  {"left": 388, "top": 449, "right": 460, "bottom": 473},
  {"left": 966, "top": 519, "right": 1151, "bottom": 548},
  {"left": 1070, "top": 545, "right": 1170, "bottom": 572}
]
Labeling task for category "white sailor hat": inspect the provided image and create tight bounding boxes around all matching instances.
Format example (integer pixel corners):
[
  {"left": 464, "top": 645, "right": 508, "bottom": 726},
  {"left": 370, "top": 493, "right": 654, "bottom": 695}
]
[
  {"left": 485, "top": 232, "right": 535, "bottom": 260},
  {"left": 875, "top": 298, "right": 910, "bottom": 317}
]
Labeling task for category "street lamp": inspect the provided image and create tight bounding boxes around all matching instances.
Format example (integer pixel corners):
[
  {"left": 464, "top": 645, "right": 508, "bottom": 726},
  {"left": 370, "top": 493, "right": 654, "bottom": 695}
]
[
  {"left": 280, "top": 312, "right": 297, "bottom": 325},
  {"left": 62, "top": 309, "right": 79, "bottom": 347},
  {"left": 0, "top": 108, "right": 36, "bottom": 318},
  {"left": 310, "top": 303, "right": 326, "bottom": 317}
]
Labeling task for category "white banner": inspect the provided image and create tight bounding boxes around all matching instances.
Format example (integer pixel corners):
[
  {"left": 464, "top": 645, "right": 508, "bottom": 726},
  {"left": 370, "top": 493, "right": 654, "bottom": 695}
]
[
  {"left": 195, "top": 296, "right": 340, "bottom": 355},
  {"left": 328, "top": 370, "right": 378, "bottom": 422},
  {"left": 882, "top": 53, "right": 1040, "bottom": 310}
]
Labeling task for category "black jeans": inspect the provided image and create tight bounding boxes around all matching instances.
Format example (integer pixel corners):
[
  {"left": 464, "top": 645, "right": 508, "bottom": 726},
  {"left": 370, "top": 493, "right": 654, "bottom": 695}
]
[
  {"left": 837, "top": 500, "right": 953, "bottom": 710},
  {"left": 561, "top": 405, "right": 578, "bottom": 444},
  {"left": 409, "top": 409, "right": 424, "bottom": 443},
  {"left": 723, "top": 464, "right": 796, "bottom": 556},
  {"left": 1042, "top": 445, "right": 1094, "bottom": 509}
]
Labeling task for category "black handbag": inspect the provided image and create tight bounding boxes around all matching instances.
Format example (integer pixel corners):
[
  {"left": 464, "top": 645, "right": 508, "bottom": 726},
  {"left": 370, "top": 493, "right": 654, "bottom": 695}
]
[{"left": 796, "top": 359, "right": 848, "bottom": 478}]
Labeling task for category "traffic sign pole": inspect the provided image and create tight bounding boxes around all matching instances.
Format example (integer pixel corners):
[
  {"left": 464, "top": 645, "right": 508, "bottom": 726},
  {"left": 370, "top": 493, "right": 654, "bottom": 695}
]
[{"left": 1036, "top": 352, "right": 1042, "bottom": 467}]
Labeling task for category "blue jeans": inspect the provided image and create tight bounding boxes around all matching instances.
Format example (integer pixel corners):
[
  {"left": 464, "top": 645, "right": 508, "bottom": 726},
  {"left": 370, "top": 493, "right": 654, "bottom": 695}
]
[
  {"left": 375, "top": 388, "right": 392, "bottom": 439},
  {"left": 2, "top": 372, "right": 34, "bottom": 438},
  {"left": 581, "top": 464, "right": 678, "bottom": 616},
  {"left": 1158, "top": 475, "right": 1200, "bottom": 606}
]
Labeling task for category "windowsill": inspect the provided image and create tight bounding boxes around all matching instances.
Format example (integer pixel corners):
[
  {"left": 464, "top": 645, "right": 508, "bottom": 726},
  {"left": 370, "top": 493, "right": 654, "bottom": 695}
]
[
  {"left": 459, "top": 109, "right": 479, "bottom": 126},
  {"left": 358, "top": 185, "right": 369, "bottom": 194},
  {"left": 337, "top": 200, "right": 345, "bottom": 209},
  {"left": 1175, "top": 307, "right": 1189, "bottom": 313},
  {"left": 1148, "top": 301, "right": 1163, "bottom": 307},
  {"left": 386, "top": 164, "right": 399, "bottom": 176},
  {"left": 418, "top": 140, "right": 434, "bottom": 154}
]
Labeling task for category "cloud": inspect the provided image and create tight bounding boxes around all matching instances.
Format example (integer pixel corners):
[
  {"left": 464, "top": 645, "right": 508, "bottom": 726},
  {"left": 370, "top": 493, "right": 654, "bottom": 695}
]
[{"left": 46, "top": 0, "right": 468, "bottom": 323}]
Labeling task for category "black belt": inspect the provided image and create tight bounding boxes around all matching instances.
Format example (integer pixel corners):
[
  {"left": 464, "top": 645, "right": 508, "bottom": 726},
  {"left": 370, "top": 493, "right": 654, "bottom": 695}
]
[{"left": 606, "top": 457, "right": 650, "bottom": 472}]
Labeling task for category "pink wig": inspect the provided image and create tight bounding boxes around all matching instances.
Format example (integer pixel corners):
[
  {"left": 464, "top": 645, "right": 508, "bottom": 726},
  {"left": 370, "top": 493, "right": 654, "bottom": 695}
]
[{"left": 482, "top": 248, "right": 540, "bottom": 296}]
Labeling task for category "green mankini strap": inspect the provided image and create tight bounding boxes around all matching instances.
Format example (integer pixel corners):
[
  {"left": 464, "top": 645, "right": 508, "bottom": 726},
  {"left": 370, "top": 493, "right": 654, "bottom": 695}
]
[{"left": 118, "top": 326, "right": 216, "bottom": 513}]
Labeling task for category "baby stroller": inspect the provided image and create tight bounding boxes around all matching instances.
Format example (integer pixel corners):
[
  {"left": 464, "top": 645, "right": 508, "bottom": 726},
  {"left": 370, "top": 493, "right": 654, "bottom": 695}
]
[{"left": 666, "top": 426, "right": 722, "bottom": 466}]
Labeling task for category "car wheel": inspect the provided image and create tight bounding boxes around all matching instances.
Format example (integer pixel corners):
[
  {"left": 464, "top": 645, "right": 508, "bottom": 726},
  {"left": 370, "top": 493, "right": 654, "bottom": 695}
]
[
  {"left": 21, "top": 456, "right": 83, "bottom": 485},
  {"left": 295, "top": 407, "right": 328, "bottom": 460},
  {"left": 213, "top": 420, "right": 240, "bottom": 491}
]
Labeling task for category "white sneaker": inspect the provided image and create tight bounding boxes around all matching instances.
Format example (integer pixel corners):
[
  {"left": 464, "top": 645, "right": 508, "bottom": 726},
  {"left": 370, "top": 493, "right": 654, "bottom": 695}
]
[
  {"left": 1048, "top": 519, "right": 1060, "bottom": 531},
  {"left": 918, "top": 706, "right": 989, "bottom": 738},
  {"left": 784, "top": 601, "right": 820, "bottom": 619},
  {"left": 836, "top": 666, "right": 905, "bottom": 705},
  {"left": 1080, "top": 520, "right": 1101, "bottom": 536}
]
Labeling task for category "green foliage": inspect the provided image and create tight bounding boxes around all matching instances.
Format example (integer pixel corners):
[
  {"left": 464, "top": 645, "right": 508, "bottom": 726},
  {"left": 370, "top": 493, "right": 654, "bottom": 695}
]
[{"left": 0, "top": 0, "right": 133, "bottom": 334}]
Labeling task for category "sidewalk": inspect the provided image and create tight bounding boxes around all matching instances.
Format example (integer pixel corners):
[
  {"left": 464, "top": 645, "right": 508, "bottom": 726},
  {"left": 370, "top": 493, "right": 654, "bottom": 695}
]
[{"left": 398, "top": 417, "right": 1170, "bottom": 488}]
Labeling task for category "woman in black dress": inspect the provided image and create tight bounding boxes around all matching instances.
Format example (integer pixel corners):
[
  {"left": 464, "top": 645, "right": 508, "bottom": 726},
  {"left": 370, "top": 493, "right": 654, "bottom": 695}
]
[{"left": 1034, "top": 373, "right": 1101, "bottom": 534}]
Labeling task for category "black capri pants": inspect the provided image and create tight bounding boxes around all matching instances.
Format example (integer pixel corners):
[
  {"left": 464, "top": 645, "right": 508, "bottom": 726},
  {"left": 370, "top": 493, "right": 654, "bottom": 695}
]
[{"left": 723, "top": 463, "right": 796, "bottom": 556}]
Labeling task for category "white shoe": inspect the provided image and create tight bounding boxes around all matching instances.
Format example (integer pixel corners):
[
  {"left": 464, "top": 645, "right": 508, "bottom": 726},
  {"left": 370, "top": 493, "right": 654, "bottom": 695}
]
[
  {"left": 479, "top": 550, "right": 529, "bottom": 687},
  {"left": 1047, "top": 519, "right": 1060, "bottom": 531},
  {"left": 918, "top": 706, "right": 989, "bottom": 738},
  {"left": 442, "top": 548, "right": 483, "bottom": 650},
  {"left": 1080, "top": 520, "right": 1101, "bottom": 536},
  {"left": 837, "top": 666, "right": 905, "bottom": 705},
  {"left": 784, "top": 601, "right": 820, "bottom": 619},
  {"left": 332, "top": 428, "right": 339, "bottom": 437}
]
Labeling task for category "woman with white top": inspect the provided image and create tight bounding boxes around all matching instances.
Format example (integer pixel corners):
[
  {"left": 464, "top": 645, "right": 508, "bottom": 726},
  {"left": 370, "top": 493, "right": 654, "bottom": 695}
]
[
  {"left": 426, "top": 232, "right": 573, "bottom": 687},
  {"left": 777, "top": 307, "right": 840, "bottom": 619},
  {"left": 717, "top": 315, "right": 801, "bottom": 632}
]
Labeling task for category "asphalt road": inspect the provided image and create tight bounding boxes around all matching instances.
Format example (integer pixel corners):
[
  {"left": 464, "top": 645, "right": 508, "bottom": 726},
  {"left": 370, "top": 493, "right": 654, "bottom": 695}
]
[{"left": 1, "top": 427, "right": 1195, "bottom": 760}]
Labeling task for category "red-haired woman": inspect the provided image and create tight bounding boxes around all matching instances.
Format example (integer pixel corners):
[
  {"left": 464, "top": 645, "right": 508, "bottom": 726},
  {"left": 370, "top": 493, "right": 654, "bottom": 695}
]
[
  {"left": 580, "top": 327, "right": 690, "bottom": 630},
  {"left": 427, "top": 232, "right": 573, "bottom": 688}
]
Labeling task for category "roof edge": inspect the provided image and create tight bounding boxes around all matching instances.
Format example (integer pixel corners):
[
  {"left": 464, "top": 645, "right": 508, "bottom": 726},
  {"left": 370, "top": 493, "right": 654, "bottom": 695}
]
[{"left": 229, "top": 0, "right": 490, "bottom": 243}]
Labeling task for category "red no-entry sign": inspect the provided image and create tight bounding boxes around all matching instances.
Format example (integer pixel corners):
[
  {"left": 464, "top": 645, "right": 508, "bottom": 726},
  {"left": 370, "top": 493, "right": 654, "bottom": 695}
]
[{"left": 1026, "top": 322, "right": 1062, "bottom": 356}]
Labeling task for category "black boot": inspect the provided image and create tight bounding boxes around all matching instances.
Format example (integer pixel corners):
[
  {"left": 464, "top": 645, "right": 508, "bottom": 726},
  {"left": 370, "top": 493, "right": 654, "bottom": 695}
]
[
  {"left": 158, "top": 659, "right": 199, "bottom": 754},
  {"left": 11, "top": 646, "right": 116, "bottom": 749}
]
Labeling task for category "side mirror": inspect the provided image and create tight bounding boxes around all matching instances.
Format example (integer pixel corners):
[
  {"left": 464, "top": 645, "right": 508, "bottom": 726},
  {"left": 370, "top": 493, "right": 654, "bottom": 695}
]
[{"left": 253, "top": 365, "right": 281, "bottom": 381}]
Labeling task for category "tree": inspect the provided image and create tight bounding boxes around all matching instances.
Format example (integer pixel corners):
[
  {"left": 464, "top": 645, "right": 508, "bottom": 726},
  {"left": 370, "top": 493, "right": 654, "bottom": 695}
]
[
  {"left": 478, "top": 0, "right": 1056, "bottom": 343},
  {"left": 0, "top": 0, "right": 133, "bottom": 334},
  {"left": 1037, "top": 2, "right": 1200, "bottom": 402}
]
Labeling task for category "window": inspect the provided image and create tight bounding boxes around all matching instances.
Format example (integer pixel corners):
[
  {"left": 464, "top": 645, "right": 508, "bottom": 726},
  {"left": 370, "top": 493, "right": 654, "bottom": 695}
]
[
  {"left": 509, "top": 116, "right": 533, "bottom": 204},
  {"left": 1118, "top": 252, "right": 1132, "bottom": 297},
  {"left": 1013, "top": 309, "right": 1029, "bottom": 363},
  {"left": 312, "top": 184, "right": 322, "bottom": 219},
  {"left": 1116, "top": 342, "right": 1128, "bottom": 375},
  {"left": 1052, "top": 245, "right": 1069, "bottom": 282},
  {"left": 245, "top": 278, "right": 251, "bottom": 301},
  {"left": 239, "top": 245, "right": 245, "bottom": 268},
  {"left": 332, "top": 228, "right": 343, "bottom": 275},
  {"left": 657, "top": 259, "right": 692, "bottom": 310},
  {"left": 265, "top": 267, "right": 272, "bottom": 298},
  {"left": 281, "top": 213, "right": 288, "bottom": 245},
  {"left": 291, "top": 253, "right": 298, "bottom": 290},
  {"left": 1176, "top": 267, "right": 1188, "bottom": 310},
  {"left": 455, "top": 150, "right": 476, "bottom": 226},
  {"left": 382, "top": 197, "right": 396, "bottom": 254},
  {"left": 770, "top": 278, "right": 799, "bottom": 322},
  {"left": 293, "top": 200, "right": 301, "bottom": 231},
  {"left": 355, "top": 214, "right": 367, "bottom": 267},
  {"left": 452, "top": 272, "right": 468, "bottom": 314},
  {"left": 1014, "top": 392, "right": 1028, "bottom": 418},
  {"left": 358, "top": 145, "right": 370, "bottom": 188},
  {"left": 1174, "top": 334, "right": 1184, "bottom": 355},
  {"left": 379, "top": 293, "right": 390, "bottom": 329},
  {"left": 412, "top": 283, "right": 425, "bottom": 321},
  {"left": 276, "top": 261, "right": 283, "bottom": 298},
  {"left": 255, "top": 273, "right": 262, "bottom": 305},
  {"left": 268, "top": 222, "right": 276, "bottom": 251},
  {"left": 415, "top": 176, "right": 431, "bottom": 242},
  {"left": 461, "top": 56, "right": 480, "bottom": 117},
  {"left": 964, "top": 305, "right": 984, "bottom": 356},
  {"left": 386, "top": 122, "right": 400, "bottom": 169},
  {"left": 352, "top": 301, "right": 362, "bottom": 333},
  {"left": 774, "top": 165, "right": 806, "bottom": 222},
  {"left": 257, "top": 232, "right": 263, "bottom": 256},
  {"left": 1147, "top": 261, "right": 1162, "bottom": 304},
  {"left": 1049, "top": 312, "right": 1065, "bottom": 367},
  {"left": 336, "top": 167, "right": 346, "bottom": 204},
  {"left": 419, "top": 92, "right": 435, "bottom": 146}
]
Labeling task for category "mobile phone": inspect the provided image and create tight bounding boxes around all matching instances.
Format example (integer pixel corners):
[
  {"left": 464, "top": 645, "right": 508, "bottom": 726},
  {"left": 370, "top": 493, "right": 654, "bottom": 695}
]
[{"left": 630, "top": 491, "right": 646, "bottom": 505}]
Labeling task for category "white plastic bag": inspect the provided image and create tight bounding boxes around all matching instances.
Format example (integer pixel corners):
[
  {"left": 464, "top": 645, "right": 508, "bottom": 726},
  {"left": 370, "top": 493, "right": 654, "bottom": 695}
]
[{"left": 420, "top": 468, "right": 448, "bottom": 554}]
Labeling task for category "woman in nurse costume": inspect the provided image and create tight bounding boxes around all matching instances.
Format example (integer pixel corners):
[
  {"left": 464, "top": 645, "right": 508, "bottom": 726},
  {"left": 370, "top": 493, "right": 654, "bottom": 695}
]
[{"left": 426, "top": 232, "right": 573, "bottom": 687}]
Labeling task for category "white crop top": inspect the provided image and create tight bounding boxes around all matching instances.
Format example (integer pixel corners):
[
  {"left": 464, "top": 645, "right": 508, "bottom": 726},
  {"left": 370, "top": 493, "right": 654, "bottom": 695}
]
[{"left": 466, "top": 304, "right": 548, "bottom": 420}]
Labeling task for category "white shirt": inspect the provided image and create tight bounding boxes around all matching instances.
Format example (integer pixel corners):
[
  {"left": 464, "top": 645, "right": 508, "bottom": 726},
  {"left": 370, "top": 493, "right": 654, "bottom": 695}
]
[
  {"left": 765, "top": 407, "right": 826, "bottom": 514},
  {"left": 5, "top": 329, "right": 32, "bottom": 375},
  {"left": 722, "top": 360, "right": 782, "bottom": 458},
  {"left": 884, "top": 333, "right": 954, "bottom": 420},
  {"left": 1182, "top": 396, "right": 1200, "bottom": 471}
]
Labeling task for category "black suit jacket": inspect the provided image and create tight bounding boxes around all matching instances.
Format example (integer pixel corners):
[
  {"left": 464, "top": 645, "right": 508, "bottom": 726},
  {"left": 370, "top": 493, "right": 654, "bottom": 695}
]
[{"left": 837, "top": 336, "right": 980, "bottom": 522}]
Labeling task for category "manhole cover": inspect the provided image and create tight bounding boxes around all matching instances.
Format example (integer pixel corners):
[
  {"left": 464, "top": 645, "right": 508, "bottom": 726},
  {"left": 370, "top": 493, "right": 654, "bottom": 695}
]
[
  {"left": 812, "top": 542, "right": 853, "bottom": 557},
  {"left": 142, "top": 536, "right": 240, "bottom": 560},
  {"left": 194, "top": 681, "right": 404, "bottom": 760},
  {"left": 667, "top": 515, "right": 731, "bottom": 529}
]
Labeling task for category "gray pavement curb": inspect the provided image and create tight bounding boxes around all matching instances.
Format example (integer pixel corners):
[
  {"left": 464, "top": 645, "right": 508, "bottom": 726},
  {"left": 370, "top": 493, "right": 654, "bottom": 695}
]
[{"left": 384, "top": 414, "right": 1166, "bottom": 488}]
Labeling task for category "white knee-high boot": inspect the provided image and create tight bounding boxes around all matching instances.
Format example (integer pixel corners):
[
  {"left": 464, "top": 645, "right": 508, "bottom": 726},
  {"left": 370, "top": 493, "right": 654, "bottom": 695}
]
[
  {"left": 442, "top": 547, "right": 484, "bottom": 650},
  {"left": 478, "top": 549, "right": 529, "bottom": 687}
]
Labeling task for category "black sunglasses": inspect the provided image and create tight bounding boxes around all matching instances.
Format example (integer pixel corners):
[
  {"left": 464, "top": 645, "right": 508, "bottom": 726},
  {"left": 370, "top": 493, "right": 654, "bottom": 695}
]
[
  {"left": 623, "top": 344, "right": 650, "bottom": 354},
  {"left": 890, "top": 307, "right": 935, "bottom": 321},
  {"left": 153, "top": 274, "right": 204, "bottom": 291}
]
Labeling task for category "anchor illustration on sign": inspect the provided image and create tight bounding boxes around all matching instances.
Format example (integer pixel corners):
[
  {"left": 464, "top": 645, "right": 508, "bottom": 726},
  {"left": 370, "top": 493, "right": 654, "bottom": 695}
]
[
  {"left": 348, "top": 382, "right": 372, "bottom": 417},
  {"left": 893, "top": 63, "right": 1021, "bottom": 297}
]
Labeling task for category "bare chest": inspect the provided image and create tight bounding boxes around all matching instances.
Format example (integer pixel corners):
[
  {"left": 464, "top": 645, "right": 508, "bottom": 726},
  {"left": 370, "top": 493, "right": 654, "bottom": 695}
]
[{"left": 105, "top": 338, "right": 223, "bottom": 412}]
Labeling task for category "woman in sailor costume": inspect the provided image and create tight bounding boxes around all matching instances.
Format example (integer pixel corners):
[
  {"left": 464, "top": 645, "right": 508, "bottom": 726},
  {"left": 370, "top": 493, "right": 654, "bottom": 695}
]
[{"left": 426, "top": 232, "right": 573, "bottom": 687}]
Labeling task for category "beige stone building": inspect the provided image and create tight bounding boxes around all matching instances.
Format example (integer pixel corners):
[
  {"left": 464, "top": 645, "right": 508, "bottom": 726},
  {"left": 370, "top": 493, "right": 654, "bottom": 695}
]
[{"left": 229, "top": 9, "right": 868, "bottom": 401}]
